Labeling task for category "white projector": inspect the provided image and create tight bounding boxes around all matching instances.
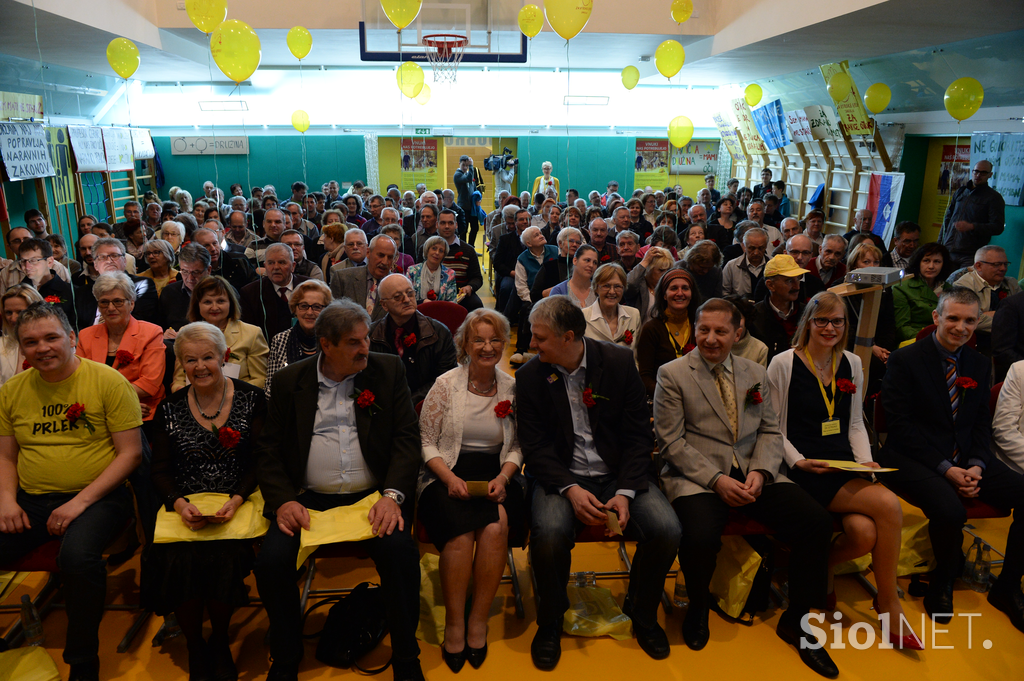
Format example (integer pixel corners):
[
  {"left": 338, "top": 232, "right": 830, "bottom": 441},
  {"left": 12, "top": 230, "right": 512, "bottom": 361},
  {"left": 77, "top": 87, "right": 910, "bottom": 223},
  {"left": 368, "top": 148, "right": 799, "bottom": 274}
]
[{"left": 844, "top": 267, "right": 904, "bottom": 286}]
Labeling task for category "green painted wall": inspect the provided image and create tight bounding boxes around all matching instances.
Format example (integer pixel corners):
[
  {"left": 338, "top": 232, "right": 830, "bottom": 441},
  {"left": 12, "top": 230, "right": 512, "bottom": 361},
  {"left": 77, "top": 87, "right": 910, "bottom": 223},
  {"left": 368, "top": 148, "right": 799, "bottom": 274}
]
[
  {"left": 517, "top": 136, "right": 639, "bottom": 200},
  {"left": 896, "top": 135, "right": 930, "bottom": 226}
]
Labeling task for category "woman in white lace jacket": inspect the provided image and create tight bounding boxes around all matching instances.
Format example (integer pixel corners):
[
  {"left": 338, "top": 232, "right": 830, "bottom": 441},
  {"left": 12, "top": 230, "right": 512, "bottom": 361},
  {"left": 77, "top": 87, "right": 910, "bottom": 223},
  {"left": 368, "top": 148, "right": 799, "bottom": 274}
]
[{"left": 417, "top": 308, "right": 523, "bottom": 672}]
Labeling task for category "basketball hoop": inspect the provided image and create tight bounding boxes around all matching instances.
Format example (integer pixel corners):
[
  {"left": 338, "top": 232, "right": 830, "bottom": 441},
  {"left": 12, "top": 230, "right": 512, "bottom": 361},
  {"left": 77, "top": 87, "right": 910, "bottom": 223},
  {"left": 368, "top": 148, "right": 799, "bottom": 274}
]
[{"left": 423, "top": 34, "right": 467, "bottom": 83}]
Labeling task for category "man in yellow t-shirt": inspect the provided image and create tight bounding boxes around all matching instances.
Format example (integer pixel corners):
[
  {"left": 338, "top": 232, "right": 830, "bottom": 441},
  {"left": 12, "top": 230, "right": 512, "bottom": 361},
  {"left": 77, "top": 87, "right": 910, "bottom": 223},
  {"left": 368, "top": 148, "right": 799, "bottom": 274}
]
[{"left": 0, "top": 303, "right": 142, "bottom": 681}]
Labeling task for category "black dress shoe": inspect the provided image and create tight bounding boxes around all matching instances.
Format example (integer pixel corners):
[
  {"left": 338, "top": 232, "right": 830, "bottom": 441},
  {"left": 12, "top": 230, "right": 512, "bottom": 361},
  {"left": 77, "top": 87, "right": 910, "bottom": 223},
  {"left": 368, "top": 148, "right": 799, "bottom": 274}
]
[
  {"left": 924, "top": 579, "right": 955, "bottom": 624},
  {"left": 776, "top": 617, "right": 839, "bottom": 679},
  {"left": 393, "top": 659, "right": 426, "bottom": 681},
  {"left": 266, "top": 662, "right": 299, "bottom": 681},
  {"left": 531, "top": 624, "right": 562, "bottom": 671},
  {"left": 988, "top": 587, "right": 1024, "bottom": 633},
  {"left": 682, "top": 602, "right": 710, "bottom": 651},
  {"left": 466, "top": 642, "right": 488, "bottom": 669},
  {"left": 441, "top": 641, "right": 467, "bottom": 673},
  {"left": 68, "top": 658, "right": 100, "bottom": 681},
  {"left": 634, "top": 621, "right": 671, "bottom": 660}
]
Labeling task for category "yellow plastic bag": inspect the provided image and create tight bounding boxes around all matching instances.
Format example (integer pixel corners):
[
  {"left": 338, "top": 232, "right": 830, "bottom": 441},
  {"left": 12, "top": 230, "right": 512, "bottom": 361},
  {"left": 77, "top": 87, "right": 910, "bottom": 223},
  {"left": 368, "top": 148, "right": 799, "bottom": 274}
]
[
  {"left": 296, "top": 492, "right": 380, "bottom": 569},
  {"left": 709, "top": 535, "right": 762, "bottom": 619},
  {"left": 153, "top": 488, "right": 270, "bottom": 544},
  {"left": 897, "top": 519, "right": 936, "bottom": 576},
  {"left": 562, "top": 585, "right": 633, "bottom": 640},
  {"left": 416, "top": 553, "right": 445, "bottom": 646},
  {"left": 0, "top": 647, "right": 61, "bottom": 681},
  {"left": 833, "top": 529, "right": 872, "bottom": 576}
]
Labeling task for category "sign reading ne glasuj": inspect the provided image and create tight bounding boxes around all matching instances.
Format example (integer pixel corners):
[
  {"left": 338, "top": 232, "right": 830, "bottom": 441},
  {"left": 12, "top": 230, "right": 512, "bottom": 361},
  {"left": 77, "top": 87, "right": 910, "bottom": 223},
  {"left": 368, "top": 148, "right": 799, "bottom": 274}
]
[{"left": 0, "top": 122, "right": 56, "bottom": 180}]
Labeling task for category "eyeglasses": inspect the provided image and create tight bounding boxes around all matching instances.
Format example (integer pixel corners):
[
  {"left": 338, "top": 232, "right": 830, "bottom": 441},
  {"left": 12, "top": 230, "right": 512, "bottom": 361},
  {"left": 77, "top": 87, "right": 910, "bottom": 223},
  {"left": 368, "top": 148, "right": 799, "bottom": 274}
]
[
  {"left": 598, "top": 284, "right": 624, "bottom": 293},
  {"left": 19, "top": 257, "right": 46, "bottom": 266},
  {"left": 972, "top": 169, "right": 992, "bottom": 175},
  {"left": 97, "top": 298, "right": 128, "bottom": 309},
  {"left": 296, "top": 303, "right": 326, "bottom": 312},
  {"left": 94, "top": 253, "right": 124, "bottom": 263},
  {"left": 788, "top": 249, "right": 813, "bottom": 257},
  {"left": 811, "top": 317, "right": 846, "bottom": 329},
  {"left": 180, "top": 268, "right": 207, "bottom": 278},
  {"left": 387, "top": 291, "right": 416, "bottom": 304},
  {"left": 978, "top": 260, "right": 1010, "bottom": 268},
  {"left": 471, "top": 338, "right": 505, "bottom": 348}
]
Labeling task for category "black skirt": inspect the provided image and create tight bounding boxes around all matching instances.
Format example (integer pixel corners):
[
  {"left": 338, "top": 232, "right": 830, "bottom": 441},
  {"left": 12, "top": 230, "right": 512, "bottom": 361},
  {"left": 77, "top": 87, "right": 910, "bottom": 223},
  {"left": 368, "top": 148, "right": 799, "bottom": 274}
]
[
  {"left": 787, "top": 467, "right": 863, "bottom": 509},
  {"left": 140, "top": 538, "right": 254, "bottom": 615},
  {"left": 418, "top": 450, "right": 525, "bottom": 551}
]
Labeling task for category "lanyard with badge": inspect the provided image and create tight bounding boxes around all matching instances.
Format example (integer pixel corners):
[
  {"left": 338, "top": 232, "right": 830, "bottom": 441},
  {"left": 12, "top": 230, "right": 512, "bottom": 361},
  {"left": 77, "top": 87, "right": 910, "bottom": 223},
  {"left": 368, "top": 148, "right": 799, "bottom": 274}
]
[{"left": 804, "top": 347, "right": 841, "bottom": 436}]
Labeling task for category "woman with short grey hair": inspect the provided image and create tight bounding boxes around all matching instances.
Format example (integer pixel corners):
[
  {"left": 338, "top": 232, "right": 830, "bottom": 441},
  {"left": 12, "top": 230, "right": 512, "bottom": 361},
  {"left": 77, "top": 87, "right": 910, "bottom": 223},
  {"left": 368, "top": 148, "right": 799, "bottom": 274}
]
[
  {"left": 406, "top": 235, "right": 458, "bottom": 304},
  {"left": 140, "top": 239, "right": 179, "bottom": 295}
]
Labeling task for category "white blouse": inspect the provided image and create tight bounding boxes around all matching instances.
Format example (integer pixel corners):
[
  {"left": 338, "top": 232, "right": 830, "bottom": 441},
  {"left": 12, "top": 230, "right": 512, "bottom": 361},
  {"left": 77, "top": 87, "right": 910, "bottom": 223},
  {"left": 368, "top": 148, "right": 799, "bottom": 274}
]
[{"left": 461, "top": 393, "right": 504, "bottom": 451}]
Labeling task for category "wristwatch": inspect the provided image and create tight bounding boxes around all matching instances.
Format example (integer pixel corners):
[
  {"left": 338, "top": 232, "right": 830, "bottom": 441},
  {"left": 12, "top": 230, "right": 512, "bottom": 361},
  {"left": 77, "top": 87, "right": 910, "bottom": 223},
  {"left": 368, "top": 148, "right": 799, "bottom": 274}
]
[{"left": 383, "top": 490, "right": 402, "bottom": 504}]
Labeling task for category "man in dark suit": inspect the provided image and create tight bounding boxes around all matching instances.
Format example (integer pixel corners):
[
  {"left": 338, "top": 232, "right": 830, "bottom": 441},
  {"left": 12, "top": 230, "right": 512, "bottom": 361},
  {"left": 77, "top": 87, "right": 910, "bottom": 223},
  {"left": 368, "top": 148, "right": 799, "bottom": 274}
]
[
  {"left": 192, "top": 226, "right": 257, "bottom": 293},
  {"left": 492, "top": 209, "right": 529, "bottom": 318},
  {"left": 72, "top": 237, "right": 159, "bottom": 331},
  {"left": 329, "top": 234, "right": 395, "bottom": 323},
  {"left": 880, "top": 287, "right": 1024, "bottom": 631},
  {"left": 993, "top": 290, "right": 1024, "bottom": 383},
  {"left": 157, "top": 244, "right": 211, "bottom": 333},
  {"left": 254, "top": 300, "right": 424, "bottom": 681},
  {"left": 516, "top": 296, "right": 681, "bottom": 669},
  {"left": 239, "top": 243, "right": 309, "bottom": 341}
]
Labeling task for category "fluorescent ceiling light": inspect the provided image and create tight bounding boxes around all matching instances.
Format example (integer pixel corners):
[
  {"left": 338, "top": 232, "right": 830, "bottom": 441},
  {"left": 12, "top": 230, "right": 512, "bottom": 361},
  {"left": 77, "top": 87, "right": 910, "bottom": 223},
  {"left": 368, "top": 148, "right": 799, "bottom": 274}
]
[
  {"left": 563, "top": 95, "right": 609, "bottom": 106},
  {"left": 199, "top": 100, "right": 249, "bottom": 111}
]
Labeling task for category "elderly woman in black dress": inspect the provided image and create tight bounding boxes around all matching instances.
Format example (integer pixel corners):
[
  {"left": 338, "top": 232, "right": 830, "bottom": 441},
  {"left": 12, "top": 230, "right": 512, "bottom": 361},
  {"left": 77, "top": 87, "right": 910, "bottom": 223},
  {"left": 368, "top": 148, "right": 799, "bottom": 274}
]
[
  {"left": 145, "top": 322, "right": 267, "bottom": 680},
  {"left": 417, "top": 308, "right": 524, "bottom": 673}
]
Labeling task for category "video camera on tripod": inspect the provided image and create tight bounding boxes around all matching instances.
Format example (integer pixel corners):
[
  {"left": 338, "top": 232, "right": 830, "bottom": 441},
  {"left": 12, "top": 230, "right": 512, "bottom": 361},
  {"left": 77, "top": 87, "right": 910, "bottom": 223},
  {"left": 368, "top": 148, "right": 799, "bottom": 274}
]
[{"left": 484, "top": 147, "right": 518, "bottom": 171}]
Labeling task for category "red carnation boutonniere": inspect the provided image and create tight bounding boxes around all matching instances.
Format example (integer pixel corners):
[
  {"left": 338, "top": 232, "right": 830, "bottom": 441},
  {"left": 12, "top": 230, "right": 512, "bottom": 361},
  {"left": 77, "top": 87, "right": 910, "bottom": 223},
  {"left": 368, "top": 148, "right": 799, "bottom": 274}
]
[
  {"left": 494, "top": 400, "right": 513, "bottom": 419},
  {"left": 426, "top": 289, "right": 437, "bottom": 301},
  {"left": 65, "top": 402, "right": 96, "bottom": 434},
  {"left": 621, "top": 329, "right": 634, "bottom": 345},
  {"left": 21, "top": 359, "right": 30, "bottom": 371},
  {"left": 682, "top": 341, "right": 696, "bottom": 355},
  {"left": 998, "top": 289, "right": 1009, "bottom": 301},
  {"left": 745, "top": 383, "right": 763, "bottom": 408},
  {"left": 351, "top": 388, "right": 382, "bottom": 413},
  {"left": 835, "top": 378, "right": 857, "bottom": 395},
  {"left": 581, "top": 384, "right": 609, "bottom": 408},
  {"left": 44, "top": 295, "right": 63, "bottom": 305},
  {"left": 956, "top": 377, "right": 978, "bottom": 390},
  {"left": 115, "top": 350, "right": 135, "bottom": 367},
  {"left": 600, "top": 254, "right": 611, "bottom": 262},
  {"left": 453, "top": 251, "right": 464, "bottom": 259},
  {"left": 772, "top": 239, "right": 780, "bottom": 248},
  {"left": 403, "top": 333, "right": 417, "bottom": 348},
  {"left": 224, "top": 348, "right": 240, "bottom": 363},
  {"left": 212, "top": 424, "right": 241, "bottom": 449}
]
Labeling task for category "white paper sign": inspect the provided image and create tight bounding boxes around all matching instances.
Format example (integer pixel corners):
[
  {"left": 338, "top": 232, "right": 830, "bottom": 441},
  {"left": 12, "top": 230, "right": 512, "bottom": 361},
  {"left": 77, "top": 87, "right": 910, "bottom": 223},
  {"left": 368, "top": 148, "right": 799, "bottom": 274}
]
[
  {"left": 68, "top": 125, "right": 107, "bottom": 172},
  {"left": 804, "top": 105, "right": 841, "bottom": 141},
  {"left": 102, "top": 127, "right": 134, "bottom": 171},
  {"left": 170, "top": 136, "right": 249, "bottom": 155},
  {"left": 130, "top": 128, "right": 155, "bottom": 160},
  {"left": 786, "top": 108, "right": 813, "bottom": 144},
  {"left": 0, "top": 121, "right": 56, "bottom": 180}
]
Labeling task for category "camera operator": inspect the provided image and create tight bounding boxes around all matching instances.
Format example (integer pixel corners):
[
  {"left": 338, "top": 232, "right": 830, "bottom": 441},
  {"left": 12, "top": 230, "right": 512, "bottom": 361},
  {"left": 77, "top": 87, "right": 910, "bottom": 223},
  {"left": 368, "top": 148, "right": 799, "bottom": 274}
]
[{"left": 491, "top": 150, "right": 518, "bottom": 208}]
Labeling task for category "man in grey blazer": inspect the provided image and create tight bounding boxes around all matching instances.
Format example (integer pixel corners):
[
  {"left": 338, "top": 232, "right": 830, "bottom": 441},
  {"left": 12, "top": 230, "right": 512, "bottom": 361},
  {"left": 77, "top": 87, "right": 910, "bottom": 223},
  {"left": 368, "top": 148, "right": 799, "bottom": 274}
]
[
  {"left": 329, "top": 233, "right": 396, "bottom": 323},
  {"left": 654, "top": 298, "right": 837, "bottom": 679}
]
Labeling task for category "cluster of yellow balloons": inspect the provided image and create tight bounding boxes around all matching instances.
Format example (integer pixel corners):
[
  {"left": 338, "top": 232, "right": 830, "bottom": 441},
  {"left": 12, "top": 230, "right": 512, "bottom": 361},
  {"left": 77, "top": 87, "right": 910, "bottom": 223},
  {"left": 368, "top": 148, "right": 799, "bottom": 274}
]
[
  {"left": 744, "top": 84, "right": 762, "bottom": 107},
  {"left": 655, "top": 40, "right": 685, "bottom": 79},
  {"left": 106, "top": 38, "right": 140, "bottom": 79},
  {"left": 668, "top": 116, "right": 693, "bottom": 148},
  {"left": 381, "top": 0, "right": 423, "bottom": 31},
  {"left": 515, "top": 0, "right": 593, "bottom": 40},
  {"left": 944, "top": 77, "right": 984, "bottom": 122}
]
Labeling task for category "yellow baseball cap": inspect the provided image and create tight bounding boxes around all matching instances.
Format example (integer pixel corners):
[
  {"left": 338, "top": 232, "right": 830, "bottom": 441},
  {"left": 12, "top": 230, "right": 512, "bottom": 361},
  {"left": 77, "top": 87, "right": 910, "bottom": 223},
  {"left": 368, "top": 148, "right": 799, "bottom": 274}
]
[{"left": 764, "top": 254, "right": 810, "bottom": 278}]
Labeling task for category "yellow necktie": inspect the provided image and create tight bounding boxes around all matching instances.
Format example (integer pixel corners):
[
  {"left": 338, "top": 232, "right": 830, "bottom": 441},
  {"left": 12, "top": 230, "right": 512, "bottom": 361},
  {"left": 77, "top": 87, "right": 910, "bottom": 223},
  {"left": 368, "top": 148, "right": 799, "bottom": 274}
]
[{"left": 713, "top": 364, "right": 741, "bottom": 468}]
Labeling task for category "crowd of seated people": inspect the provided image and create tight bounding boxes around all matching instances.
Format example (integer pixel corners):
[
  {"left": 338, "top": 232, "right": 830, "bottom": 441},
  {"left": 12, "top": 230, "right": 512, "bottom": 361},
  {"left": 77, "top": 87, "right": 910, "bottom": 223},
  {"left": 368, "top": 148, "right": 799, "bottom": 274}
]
[{"left": 0, "top": 170, "right": 1022, "bottom": 681}]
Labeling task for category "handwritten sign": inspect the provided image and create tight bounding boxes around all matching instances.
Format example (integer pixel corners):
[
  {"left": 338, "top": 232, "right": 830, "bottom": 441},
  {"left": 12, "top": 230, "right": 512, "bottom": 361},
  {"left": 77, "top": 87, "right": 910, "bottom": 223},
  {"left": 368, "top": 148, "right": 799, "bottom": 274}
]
[
  {"left": 804, "top": 105, "right": 842, "bottom": 141},
  {"left": 130, "top": 128, "right": 155, "bottom": 160},
  {"left": 68, "top": 125, "right": 107, "bottom": 172},
  {"left": 751, "top": 99, "right": 791, "bottom": 150},
  {"left": 971, "top": 132, "right": 1024, "bottom": 207},
  {"left": 170, "top": 136, "right": 249, "bottom": 155},
  {"left": 819, "top": 61, "right": 874, "bottom": 137},
  {"left": 670, "top": 140, "right": 719, "bottom": 175},
  {"left": 0, "top": 122, "right": 56, "bottom": 180},
  {"left": 729, "top": 98, "right": 768, "bottom": 155},
  {"left": 713, "top": 113, "right": 744, "bottom": 161},
  {"left": 1, "top": 92, "right": 44, "bottom": 121},
  {"left": 102, "top": 127, "right": 134, "bottom": 171},
  {"left": 785, "top": 108, "right": 813, "bottom": 144}
]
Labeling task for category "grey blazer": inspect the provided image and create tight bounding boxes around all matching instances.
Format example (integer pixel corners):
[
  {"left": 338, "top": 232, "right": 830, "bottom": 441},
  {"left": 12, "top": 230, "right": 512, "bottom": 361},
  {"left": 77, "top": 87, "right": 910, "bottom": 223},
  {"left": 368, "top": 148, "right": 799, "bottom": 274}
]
[
  {"left": 654, "top": 350, "right": 790, "bottom": 501},
  {"left": 329, "top": 264, "right": 386, "bottom": 322}
]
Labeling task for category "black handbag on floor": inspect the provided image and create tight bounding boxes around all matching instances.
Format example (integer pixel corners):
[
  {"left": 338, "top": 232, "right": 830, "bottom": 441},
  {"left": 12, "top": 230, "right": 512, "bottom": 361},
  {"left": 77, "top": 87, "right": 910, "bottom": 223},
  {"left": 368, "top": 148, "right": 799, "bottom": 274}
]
[{"left": 303, "top": 582, "right": 391, "bottom": 674}]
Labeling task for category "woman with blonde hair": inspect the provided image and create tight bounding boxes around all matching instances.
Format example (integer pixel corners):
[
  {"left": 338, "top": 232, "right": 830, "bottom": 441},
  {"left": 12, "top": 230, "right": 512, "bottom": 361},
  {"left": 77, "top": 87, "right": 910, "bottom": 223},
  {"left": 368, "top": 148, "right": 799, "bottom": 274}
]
[
  {"left": 0, "top": 284, "right": 42, "bottom": 385},
  {"left": 767, "top": 292, "right": 921, "bottom": 649}
]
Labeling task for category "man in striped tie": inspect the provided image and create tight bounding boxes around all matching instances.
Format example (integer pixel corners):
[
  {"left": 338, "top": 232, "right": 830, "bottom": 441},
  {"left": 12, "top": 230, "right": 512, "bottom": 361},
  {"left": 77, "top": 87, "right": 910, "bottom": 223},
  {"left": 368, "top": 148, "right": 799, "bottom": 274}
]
[{"left": 879, "top": 287, "right": 1024, "bottom": 632}]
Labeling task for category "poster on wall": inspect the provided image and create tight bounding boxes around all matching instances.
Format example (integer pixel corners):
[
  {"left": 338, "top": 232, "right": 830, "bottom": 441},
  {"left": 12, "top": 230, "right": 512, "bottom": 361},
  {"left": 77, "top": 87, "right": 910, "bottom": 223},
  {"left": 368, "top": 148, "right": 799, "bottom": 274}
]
[
  {"left": 670, "top": 140, "right": 718, "bottom": 175},
  {"left": 729, "top": 98, "right": 768, "bottom": 155},
  {"left": 804, "top": 105, "right": 842, "bottom": 141},
  {"left": 1, "top": 92, "right": 44, "bottom": 121},
  {"left": 634, "top": 139, "right": 669, "bottom": 188},
  {"left": 0, "top": 121, "right": 56, "bottom": 181},
  {"left": 400, "top": 137, "right": 438, "bottom": 192},
  {"left": 971, "top": 132, "right": 1024, "bottom": 207},
  {"left": 751, "top": 99, "right": 791, "bottom": 150},
  {"left": 130, "top": 128, "right": 155, "bottom": 160},
  {"left": 102, "top": 127, "right": 134, "bottom": 171},
  {"left": 785, "top": 108, "right": 814, "bottom": 144},
  {"left": 865, "top": 172, "right": 905, "bottom": 244},
  {"left": 170, "top": 136, "right": 249, "bottom": 155},
  {"left": 67, "top": 125, "right": 107, "bottom": 172},
  {"left": 45, "top": 127, "right": 76, "bottom": 207},
  {"left": 712, "top": 113, "right": 744, "bottom": 160},
  {"left": 931, "top": 143, "right": 971, "bottom": 231},
  {"left": 819, "top": 60, "right": 874, "bottom": 137}
]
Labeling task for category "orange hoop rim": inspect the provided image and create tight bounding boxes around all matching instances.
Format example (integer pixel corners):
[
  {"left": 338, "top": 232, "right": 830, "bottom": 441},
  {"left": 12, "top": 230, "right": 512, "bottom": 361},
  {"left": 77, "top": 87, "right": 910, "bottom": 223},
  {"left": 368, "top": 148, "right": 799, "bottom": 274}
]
[{"left": 423, "top": 33, "right": 468, "bottom": 58}]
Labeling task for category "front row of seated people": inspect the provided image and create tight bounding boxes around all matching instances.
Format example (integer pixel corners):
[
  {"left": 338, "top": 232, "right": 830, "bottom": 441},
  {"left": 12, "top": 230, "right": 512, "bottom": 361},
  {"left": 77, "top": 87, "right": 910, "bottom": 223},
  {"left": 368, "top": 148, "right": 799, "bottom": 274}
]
[{"left": 1, "top": 286, "right": 1023, "bottom": 681}]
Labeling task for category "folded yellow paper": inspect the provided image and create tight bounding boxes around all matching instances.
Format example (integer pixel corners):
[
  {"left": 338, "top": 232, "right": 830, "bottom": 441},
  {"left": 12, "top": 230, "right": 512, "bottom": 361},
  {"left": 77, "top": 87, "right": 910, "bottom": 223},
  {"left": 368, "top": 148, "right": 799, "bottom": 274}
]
[
  {"left": 814, "top": 459, "right": 898, "bottom": 473},
  {"left": 296, "top": 492, "right": 381, "bottom": 569},
  {"left": 153, "top": 489, "right": 270, "bottom": 544}
]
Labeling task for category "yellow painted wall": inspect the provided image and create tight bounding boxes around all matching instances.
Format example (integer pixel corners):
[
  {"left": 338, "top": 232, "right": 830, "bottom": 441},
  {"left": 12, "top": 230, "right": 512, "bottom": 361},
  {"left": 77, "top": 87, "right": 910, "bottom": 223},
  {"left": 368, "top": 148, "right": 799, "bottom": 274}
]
[{"left": 378, "top": 136, "right": 447, "bottom": 194}]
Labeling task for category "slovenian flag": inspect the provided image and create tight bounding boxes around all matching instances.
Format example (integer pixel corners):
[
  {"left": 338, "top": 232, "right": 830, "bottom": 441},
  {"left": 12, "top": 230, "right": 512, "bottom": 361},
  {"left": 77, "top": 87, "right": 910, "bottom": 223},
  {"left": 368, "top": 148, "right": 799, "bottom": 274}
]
[{"left": 866, "top": 172, "right": 905, "bottom": 246}]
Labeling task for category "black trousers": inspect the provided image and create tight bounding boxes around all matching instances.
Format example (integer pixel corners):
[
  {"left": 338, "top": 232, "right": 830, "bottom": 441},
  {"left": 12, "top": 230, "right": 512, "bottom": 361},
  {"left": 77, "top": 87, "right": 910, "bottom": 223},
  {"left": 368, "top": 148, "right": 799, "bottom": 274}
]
[
  {"left": 879, "top": 451, "right": 1024, "bottom": 587},
  {"left": 672, "top": 471, "right": 832, "bottom": 617},
  {"left": 253, "top": 490, "right": 421, "bottom": 668}
]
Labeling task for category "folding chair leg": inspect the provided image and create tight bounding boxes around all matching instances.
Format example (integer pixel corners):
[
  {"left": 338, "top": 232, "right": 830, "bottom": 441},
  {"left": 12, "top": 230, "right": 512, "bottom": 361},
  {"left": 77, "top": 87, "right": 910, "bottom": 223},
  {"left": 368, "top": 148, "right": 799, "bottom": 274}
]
[
  {"left": 118, "top": 609, "right": 152, "bottom": 653},
  {"left": 299, "top": 557, "right": 317, "bottom": 615},
  {"left": 507, "top": 548, "right": 525, "bottom": 619}
]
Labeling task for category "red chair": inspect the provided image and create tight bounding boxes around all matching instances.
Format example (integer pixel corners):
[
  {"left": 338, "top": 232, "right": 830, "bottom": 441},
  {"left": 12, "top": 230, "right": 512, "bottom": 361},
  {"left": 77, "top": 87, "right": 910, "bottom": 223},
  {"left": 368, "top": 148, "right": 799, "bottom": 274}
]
[
  {"left": 418, "top": 301, "right": 468, "bottom": 335},
  {"left": 916, "top": 323, "right": 977, "bottom": 348},
  {"left": 991, "top": 382, "right": 1004, "bottom": 413}
]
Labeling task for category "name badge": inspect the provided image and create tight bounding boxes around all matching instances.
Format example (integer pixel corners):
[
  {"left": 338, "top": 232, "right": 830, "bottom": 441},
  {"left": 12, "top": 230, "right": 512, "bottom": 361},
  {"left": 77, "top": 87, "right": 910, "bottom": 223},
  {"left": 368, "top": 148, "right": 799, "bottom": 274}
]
[{"left": 821, "top": 418, "right": 841, "bottom": 436}]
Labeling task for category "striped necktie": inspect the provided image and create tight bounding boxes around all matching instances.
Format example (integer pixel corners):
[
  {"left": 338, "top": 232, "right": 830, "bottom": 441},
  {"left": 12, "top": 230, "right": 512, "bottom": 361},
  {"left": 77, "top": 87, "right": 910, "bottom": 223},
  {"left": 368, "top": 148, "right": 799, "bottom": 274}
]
[{"left": 946, "top": 357, "right": 961, "bottom": 463}]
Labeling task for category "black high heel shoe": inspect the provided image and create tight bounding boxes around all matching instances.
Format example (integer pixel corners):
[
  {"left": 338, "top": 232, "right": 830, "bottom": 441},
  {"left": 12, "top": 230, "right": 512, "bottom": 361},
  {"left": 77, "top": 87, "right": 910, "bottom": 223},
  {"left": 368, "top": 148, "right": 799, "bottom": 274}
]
[
  {"left": 465, "top": 642, "right": 487, "bottom": 669},
  {"left": 441, "top": 641, "right": 466, "bottom": 674}
]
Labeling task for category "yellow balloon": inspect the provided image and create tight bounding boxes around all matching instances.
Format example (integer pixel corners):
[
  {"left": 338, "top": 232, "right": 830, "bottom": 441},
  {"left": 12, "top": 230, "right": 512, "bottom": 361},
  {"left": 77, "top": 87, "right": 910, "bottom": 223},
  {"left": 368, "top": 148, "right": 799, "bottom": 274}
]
[
  {"left": 543, "top": 0, "right": 593, "bottom": 41},
  {"left": 863, "top": 83, "right": 891, "bottom": 115},
  {"left": 668, "top": 116, "right": 694, "bottom": 149},
  {"left": 621, "top": 66, "right": 640, "bottom": 90},
  {"left": 287, "top": 26, "right": 312, "bottom": 60},
  {"left": 518, "top": 4, "right": 544, "bottom": 39},
  {"left": 655, "top": 40, "right": 685, "bottom": 80},
  {"left": 396, "top": 61, "right": 424, "bottom": 98},
  {"left": 827, "top": 71, "right": 852, "bottom": 103},
  {"left": 106, "top": 38, "right": 140, "bottom": 80},
  {"left": 415, "top": 83, "right": 431, "bottom": 105},
  {"left": 381, "top": 0, "right": 423, "bottom": 31},
  {"left": 944, "top": 77, "right": 985, "bottom": 122},
  {"left": 210, "top": 20, "right": 262, "bottom": 84},
  {"left": 744, "top": 84, "right": 762, "bottom": 107},
  {"left": 185, "top": 0, "right": 227, "bottom": 34},
  {"left": 292, "top": 110, "right": 310, "bottom": 133},
  {"left": 670, "top": 0, "right": 694, "bottom": 23}
]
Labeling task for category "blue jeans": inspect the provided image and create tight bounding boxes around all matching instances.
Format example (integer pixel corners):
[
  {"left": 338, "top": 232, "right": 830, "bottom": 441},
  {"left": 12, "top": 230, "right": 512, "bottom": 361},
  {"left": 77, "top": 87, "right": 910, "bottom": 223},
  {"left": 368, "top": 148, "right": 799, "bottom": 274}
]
[
  {"left": 0, "top": 487, "right": 133, "bottom": 664},
  {"left": 530, "top": 476, "right": 681, "bottom": 629}
]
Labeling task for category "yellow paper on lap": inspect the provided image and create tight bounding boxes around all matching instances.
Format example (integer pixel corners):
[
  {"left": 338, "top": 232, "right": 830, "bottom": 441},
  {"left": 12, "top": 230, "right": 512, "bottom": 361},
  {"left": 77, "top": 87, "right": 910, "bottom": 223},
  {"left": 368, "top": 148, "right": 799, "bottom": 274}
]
[
  {"left": 153, "top": 489, "right": 269, "bottom": 543},
  {"left": 815, "top": 459, "right": 897, "bottom": 473},
  {"left": 0, "top": 646, "right": 61, "bottom": 681},
  {"left": 296, "top": 492, "right": 381, "bottom": 569}
]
